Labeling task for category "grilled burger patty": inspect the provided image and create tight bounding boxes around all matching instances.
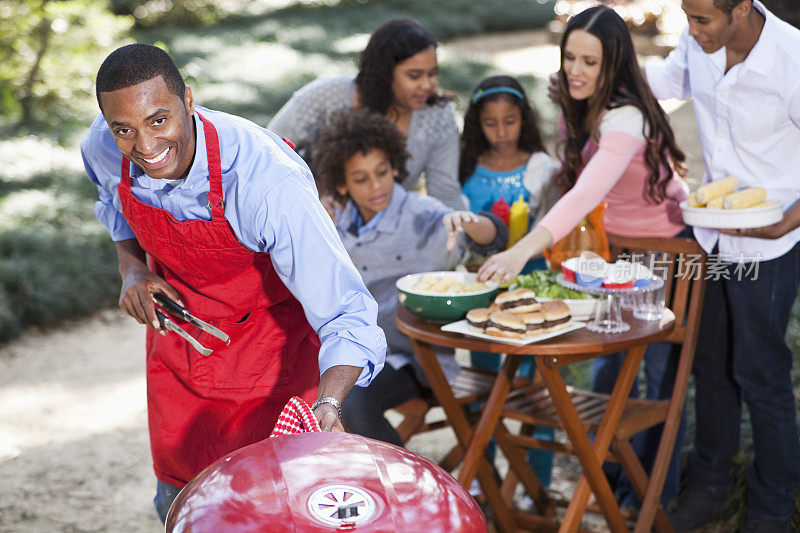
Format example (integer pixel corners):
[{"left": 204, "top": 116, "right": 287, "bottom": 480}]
[
  {"left": 500, "top": 298, "right": 538, "bottom": 310},
  {"left": 544, "top": 316, "right": 570, "bottom": 328},
  {"left": 489, "top": 323, "right": 526, "bottom": 333}
]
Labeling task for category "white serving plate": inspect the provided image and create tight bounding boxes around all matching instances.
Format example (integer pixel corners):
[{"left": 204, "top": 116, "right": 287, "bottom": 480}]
[
  {"left": 440, "top": 319, "right": 586, "bottom": 346},
  {"left": 680, "top": 200, "right": 782, "bottom": 229},
  {"left": 537, "top": 297, "right": 597, "bottom": 321}
]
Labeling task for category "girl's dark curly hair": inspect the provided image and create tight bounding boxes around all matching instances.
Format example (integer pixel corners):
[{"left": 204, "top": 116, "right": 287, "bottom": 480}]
[
  {"left": 312, "top": 108, "right": 409, "bottom": 201},
  {"left": 459, "top": 75, "right": 546, "bottom": 185},
  {"left": 557, "top": 6, "right": 687, "bottom": 203},
  {"left": 356, "top": 18, "right": 451, "bottom": 115}
]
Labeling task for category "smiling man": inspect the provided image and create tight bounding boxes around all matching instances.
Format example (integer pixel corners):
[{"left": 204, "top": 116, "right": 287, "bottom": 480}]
[
  {"left": 81, "top": 43, "right": 386, "bottom": 523},
  {"left": 644, "top": 1, "right": 800, "bottom": 531}
]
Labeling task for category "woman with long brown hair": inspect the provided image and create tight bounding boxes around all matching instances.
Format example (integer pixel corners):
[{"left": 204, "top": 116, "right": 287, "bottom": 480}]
[
  {"left": 478, "top": 4, "right": 691, "bottom": 510},
  {"left": 268, "top": 18, "right": 463, "bottom": 210},
  {"left": 479, "top": 5, "right": 688, "bottom": 283}
]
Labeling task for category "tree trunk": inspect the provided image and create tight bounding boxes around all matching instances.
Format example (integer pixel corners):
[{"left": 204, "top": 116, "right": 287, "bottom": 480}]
[{"left": 17, "top": 0, "right": 51, "bottom": 128}]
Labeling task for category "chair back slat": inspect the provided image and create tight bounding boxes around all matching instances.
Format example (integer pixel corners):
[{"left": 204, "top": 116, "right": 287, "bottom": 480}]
[{"left": 607, "top": 234, "right": 707, "bottom": 348}]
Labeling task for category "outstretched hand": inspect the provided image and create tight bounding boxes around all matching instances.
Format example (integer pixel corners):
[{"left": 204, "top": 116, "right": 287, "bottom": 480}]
[
  {"left": 119, "top": 264, "right": 183, "bottom": 332},
  {"left": 476, "top": 246, "right": 529, "bottom": 283},
  {"left": 443, "top": 211, "right": 480, "bottom": 251}
]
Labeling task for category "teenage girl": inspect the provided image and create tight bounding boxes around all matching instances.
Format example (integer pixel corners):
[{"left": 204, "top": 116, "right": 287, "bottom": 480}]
[
  {"left": 460, "top": 75, "right": 559, "bottom": 233},
  {"left": 459, "top": 74, "right": 559, "bottom": 491}
]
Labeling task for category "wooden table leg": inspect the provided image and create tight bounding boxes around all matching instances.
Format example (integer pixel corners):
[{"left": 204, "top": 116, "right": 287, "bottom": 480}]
[
  {"left": 565, "top": 344, "right": 647, "bottom": 531},
  {"left": 494, "top": 421, "right": 555, "bottom": 518},
  {"left": 612, "top": 439, "right": 674, "bottom": 533},
  {"left": 537, "top": 344, "right": 647, "bottom": 533},
  {"left": 410, "top": 339, "right": 518, "bottom": 533},
  {"left": 457, "top": 353, "right": 521, "bottom": 489},
  {"left": 634, "top": 336, "right": 695, "bottom": 533}
]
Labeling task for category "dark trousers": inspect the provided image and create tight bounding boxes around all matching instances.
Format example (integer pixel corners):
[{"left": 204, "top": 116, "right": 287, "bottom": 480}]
[
  {"left": 154, "top": 479, "right": 181, "bottom": 524},
  {"left": 341, "top": 363, "right": 427, "bottom": 447},
  {"left": 687, "top": 243, "right": 800, "bottom": 522},
  {"left": 593, "top": 341, "right": 685, "bottom": 508}
]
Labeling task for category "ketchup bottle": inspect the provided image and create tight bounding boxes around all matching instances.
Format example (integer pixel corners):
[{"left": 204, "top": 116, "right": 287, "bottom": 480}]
[{"left": 490, "top": 196, "right": 510, "bottom": 226}]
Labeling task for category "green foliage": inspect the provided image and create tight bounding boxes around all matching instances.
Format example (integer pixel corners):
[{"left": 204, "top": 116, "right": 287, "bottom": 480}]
[
  {"left": 0, "top": 0, "right": 558, "bottom": 342},
  {"left": 0, "top": 133, "right": 122, "bottom": 341},
  {"left": 142, "top": 0, "right": 555, "bottom": 125},
  {"left": 0, "top": 227, "right": 119, "bottom": 342},
  {"left": 110, "top": 0, "right": 235, "bottom": 28},
  {"left": 0, "top": 165, "right": 120, "bottom": 341},
  {"left": 237, "top": 0, "right": 556, "bottom": 44},
  {"left": 0, "top": 0, "right": 132, "bottom": 133}
]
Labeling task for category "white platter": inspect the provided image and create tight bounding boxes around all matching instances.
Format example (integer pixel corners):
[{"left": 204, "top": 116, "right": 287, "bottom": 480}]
[
  {"left": 537, "top": 297, "right": 597, "bottom": 321},
  {"left": 680, "top": 200, "right": 782, "bottom": 229},
  {"left": 440, "top": 319, "right": 586, "bottom": 346}
]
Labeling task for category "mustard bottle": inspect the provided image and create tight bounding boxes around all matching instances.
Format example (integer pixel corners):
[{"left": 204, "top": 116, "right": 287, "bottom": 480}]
[{"left": 507, "top": 194, "right": 529, "bottom": 248}]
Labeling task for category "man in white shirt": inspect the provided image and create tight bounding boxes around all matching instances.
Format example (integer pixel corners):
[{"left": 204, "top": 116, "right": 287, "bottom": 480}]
[{"left": 645, "top": 1, "right": 800, "bottom": 531}]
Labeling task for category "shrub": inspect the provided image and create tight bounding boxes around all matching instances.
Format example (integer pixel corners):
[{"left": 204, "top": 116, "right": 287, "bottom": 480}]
[{"left": 0, "top": 0, "right": 132, "bottom": 133}]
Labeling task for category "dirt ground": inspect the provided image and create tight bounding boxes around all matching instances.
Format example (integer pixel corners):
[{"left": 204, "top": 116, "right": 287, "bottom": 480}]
[
  {"left": 0, "top": 30, "right": 706, "bottom": 533},
  {"left": 0, "top": 309, "right": 620, "bottom": 533}
]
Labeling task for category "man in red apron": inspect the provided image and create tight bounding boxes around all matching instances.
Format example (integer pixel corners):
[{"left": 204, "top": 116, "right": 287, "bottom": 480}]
[{"left": 82, "top": 44, "right": 386, "bottom": 522}]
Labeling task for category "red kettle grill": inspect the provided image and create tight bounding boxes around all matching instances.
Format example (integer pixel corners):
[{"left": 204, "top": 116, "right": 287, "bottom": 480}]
[{"left": 165, "top": 431, "right": 488, "bottom": 532}]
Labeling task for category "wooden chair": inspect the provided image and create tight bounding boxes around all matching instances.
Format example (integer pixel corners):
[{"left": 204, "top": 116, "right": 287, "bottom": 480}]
[
  {"left": 393, "top": 365, "right": 531, "bottom": 472},
  {"left": 495, "top": 235, "right": 708, "bottom": 532}
]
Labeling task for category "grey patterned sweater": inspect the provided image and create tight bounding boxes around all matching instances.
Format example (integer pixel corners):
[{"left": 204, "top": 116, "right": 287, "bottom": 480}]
[{"left": 268, "top": 75, "right": 464, "bottom": 210}]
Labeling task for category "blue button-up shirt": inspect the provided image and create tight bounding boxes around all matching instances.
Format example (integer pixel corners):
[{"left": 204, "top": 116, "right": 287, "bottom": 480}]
[{"left": 81, "top": 106, "right": 386, "bottom": 386}]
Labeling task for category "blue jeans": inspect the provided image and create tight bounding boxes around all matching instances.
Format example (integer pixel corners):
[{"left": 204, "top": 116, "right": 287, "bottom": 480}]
[
  {"left": 154, "top": 479, "right": 182, "bottom": 524},
  {"left": 687, "top": 243, "right": 800, "bottom": 522},
  {"left": 592, "top": 341, "right": 685, "bottom": 508},
  {"left": 470, "top": 351, "right": 555, "bottom": 487}
]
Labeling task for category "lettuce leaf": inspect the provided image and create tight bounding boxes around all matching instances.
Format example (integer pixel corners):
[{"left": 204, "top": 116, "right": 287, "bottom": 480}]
[{"left": 513, "top": 270, "right": 594, "bottom": 300}]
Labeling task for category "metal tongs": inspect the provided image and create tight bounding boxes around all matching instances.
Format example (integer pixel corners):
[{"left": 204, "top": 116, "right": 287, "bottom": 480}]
[{"left": 153, "top": 293, "right": 231, "bottom": 356}]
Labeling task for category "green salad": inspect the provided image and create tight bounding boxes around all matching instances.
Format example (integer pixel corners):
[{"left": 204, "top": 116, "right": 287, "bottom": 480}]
[{"left": 513, "top": 270, "right": 594, "bottom": 300}]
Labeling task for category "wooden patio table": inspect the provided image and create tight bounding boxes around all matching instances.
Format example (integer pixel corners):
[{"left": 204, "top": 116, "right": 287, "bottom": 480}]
[{"left": 396, "top": 306, "right": 675, "bottom": 533}]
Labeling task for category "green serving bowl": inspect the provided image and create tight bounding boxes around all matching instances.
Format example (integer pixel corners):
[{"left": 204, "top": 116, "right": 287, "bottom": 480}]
[{"left": 396, "top": 271, "right": 499, "bottom": 323}]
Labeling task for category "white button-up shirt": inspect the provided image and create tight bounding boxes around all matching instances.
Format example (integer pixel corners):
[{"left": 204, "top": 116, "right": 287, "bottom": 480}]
[{"left": 645, "top": 1, "right": 800, "bottom": 261}]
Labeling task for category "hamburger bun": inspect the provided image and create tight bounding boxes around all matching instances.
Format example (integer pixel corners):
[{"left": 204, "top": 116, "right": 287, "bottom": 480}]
[
  {"left": 541, "top": 300, "right": 572, "bottom": 332},
  {"left": 494, "top": 288, "right": 541, "bottom": 314},
  {"left": 466, "top": 307, "right": 492, "bottom": 333},
  {"left": 516, "top": 311, "right": 546, "bottom": 337},
  {"left": 485, "top": 311, "right": 526, "bottom": 339}
]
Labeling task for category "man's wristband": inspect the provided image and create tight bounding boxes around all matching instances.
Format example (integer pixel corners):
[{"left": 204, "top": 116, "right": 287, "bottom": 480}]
[{"left": 311, "top": 396, "right": 342, "bottom": 420}]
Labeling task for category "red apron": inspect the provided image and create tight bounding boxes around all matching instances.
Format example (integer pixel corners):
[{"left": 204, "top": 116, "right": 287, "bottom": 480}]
[{"left": 117, "top": 113, "right": 320, "bottom": 487}]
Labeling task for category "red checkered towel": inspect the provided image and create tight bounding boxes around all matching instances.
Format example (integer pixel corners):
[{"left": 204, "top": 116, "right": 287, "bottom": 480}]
[{"left": 269, "top": 396, "right": 321, "bottom": 437}]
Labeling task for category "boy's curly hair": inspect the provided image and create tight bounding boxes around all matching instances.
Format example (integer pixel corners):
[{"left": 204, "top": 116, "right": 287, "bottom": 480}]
[{"left": 312, "top": 108, "right": 409, "bottom": 201}]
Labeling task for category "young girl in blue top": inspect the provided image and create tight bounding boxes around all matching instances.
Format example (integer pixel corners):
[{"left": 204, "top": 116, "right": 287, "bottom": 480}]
[
  {"left": 460, "top": 75, "right": 559, "bottom": 229},
  {"left": 460, "top": 75, "right": 558, "bottom": 491},
  {"left": 312, "top": 108, "right": 508, "bottom": 447}
]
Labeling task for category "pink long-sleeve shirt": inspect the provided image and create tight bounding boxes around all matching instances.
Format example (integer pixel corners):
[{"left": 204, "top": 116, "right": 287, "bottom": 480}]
[{"left": 540, "top": 106, "right": 687, "bottom": 242}]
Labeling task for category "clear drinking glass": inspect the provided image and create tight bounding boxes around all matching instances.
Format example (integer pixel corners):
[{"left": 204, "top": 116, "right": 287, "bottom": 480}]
[{"left": 633, "top": 276, "right": 666, "bottom": 321}]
